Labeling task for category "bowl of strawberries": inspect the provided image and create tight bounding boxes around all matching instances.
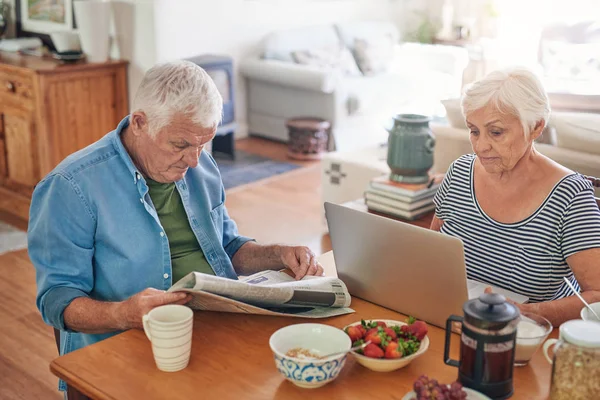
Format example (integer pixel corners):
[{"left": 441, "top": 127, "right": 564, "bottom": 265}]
[{"left": 343, "top": 317, "right": 429, "bottom": 372}]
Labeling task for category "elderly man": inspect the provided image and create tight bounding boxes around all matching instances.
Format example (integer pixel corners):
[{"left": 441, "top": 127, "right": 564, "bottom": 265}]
[{"left": 28, "top": 61, "right": 323, "bottom": 368}]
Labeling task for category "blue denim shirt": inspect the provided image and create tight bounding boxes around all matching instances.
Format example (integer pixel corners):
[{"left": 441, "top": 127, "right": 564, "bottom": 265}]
[{"left": 28, "top": 117, "right": 252, "bottom": 388}]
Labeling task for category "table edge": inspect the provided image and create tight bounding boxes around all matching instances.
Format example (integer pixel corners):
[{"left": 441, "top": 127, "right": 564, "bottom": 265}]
[{"left": 50, "top": 359, "right": 113, "bottom": 400}]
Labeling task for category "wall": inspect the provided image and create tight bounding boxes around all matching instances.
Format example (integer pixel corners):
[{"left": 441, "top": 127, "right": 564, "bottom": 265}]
[
  {"left": 152, "top": 0, "right": 402, "bottom": 138},
  {"left": 110, "top": 0, "right": 158, "bottom": 102},
  {"left": 6, "top": 0, "right": 417, "bottom": 138}
]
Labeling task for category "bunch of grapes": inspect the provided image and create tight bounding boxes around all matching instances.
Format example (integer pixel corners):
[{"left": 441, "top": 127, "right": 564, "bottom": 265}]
[{"left": 413, "top": 375, "right": 467, "bottom": 400}]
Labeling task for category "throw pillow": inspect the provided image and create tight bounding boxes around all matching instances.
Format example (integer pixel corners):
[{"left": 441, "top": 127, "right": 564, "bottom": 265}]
[
  {"left": 551, "top": 112, "right": 600, "bottom": 155},
  {"left": 441, "top": 99, "right": 467, "bottom": 129},
  {"left": 541, "top": 41, "right": 600, "bottom": 81},
  {"left": 291, "top": 46, "right": 361, "bottom": 76},
  {"left": 353, "top": 38, "right": 394, "bottom": 76}
]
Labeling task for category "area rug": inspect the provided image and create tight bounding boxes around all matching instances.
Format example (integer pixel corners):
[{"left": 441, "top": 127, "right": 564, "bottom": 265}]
[
  {"left": 214, "top": 150, "right": 301, "bottom": 190},
  {"left": 0, "top": 221, "right": 28, "bottom": 255}
]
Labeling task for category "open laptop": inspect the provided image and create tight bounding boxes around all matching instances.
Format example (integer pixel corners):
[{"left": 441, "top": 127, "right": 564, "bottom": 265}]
[{"left": 324, "top": 202, "right": 528, "bottom": 328}]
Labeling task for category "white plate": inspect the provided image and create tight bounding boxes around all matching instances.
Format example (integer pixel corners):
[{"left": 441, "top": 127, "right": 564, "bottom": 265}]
[{"left": 402, "top": 387, "right": 492, "bottom": 400}]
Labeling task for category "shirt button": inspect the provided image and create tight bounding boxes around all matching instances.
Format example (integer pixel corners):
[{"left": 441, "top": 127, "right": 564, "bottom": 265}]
[
  {"left": 163, "top": 273, "right": 169, "bottom": 279},
  {"left": 136, "top": 172, "right": 141, "bottom": 179},
  {"left": 160, "top": 231, "right": 165, "bottom": 237}
]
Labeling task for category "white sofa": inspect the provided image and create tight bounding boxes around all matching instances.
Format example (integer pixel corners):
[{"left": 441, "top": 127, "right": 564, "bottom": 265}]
[
  {"left": 434, "top": 110, "right": 600, "bottom": 198},
  {"left": 240, "top": 21, "right": 469, "bottom": 153},
  {"left": 321, "top": 110, "right": 600, "bottom": 207},
  {"left": 433, "top": 105, "right": 600, "bottom": 180}
]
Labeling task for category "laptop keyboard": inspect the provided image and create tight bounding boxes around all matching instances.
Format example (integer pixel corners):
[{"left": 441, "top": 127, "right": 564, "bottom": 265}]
[{"left": 467, "top": 280, "right": 480, "bottom": 290}]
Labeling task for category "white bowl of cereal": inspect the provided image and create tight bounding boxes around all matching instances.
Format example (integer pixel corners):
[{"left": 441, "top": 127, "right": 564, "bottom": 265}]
[{"left": 269, "top": 323, "right": 351, "bottom": 388}]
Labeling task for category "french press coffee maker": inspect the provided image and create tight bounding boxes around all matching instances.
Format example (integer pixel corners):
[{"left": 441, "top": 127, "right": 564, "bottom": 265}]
[{"left": 444, "top": 293, "right": 520, "bottom": 399}]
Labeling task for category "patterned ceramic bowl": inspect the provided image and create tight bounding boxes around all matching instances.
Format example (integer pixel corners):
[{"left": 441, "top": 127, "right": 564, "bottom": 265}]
[{"left": 269, "top": 323, "right": 351, "bottom": 388}]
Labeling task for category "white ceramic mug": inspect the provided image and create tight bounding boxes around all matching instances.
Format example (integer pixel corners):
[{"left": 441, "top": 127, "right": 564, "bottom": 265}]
[
  {"left": 543, "top": 338, "right": 559, "bottom": 364},
  {"left": 142, "top": 304, "right": 194, "bottom": 372}
]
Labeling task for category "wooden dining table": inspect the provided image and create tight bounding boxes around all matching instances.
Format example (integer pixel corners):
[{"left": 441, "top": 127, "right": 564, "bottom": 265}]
[{"left": 50, "top": 252, "right": 555, "bottom": 400}]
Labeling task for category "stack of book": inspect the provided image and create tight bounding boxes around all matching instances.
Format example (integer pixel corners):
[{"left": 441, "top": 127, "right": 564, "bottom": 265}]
[{"left": 364, "top": 175, "right": 442, "bottom": 220}]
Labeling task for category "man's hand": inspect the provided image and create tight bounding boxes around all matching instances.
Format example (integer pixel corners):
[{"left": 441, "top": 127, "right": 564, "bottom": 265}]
[
  {"left": 280, "top": 246, "right": 324, "bottom": 280},
  {"left": 118, "top": 288, "right": 193, "bottom": 330}
]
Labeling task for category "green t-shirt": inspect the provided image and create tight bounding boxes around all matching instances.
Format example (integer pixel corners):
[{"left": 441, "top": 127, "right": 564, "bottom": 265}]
[{"left": 146, "top": 178, "right": 215, "bottom": 283}]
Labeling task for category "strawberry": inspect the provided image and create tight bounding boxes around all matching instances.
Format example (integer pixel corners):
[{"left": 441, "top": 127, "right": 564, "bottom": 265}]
[
  {"left": 375, "top": 321, "right": 387, "bottom": 328},
  {"left": 365, "top": 327, "right": 377, "bottom": 336},
  {"left": 345, "top": 325, "right": 363, "bottom": 342},
  {"left": 398, "top": 325, "right": 410, "bottom": 338},
  {"left": 363, "top": 343, "right": 384, "bottom": 359},
  {"left": 408, "top": 321, "right": 428, "bottom": 341},
  {"left": 384, "top": 341, "right": 403, "bottom": 359},
  {"left": 384, "top": 327, "right": 397, "bottom": 341},
  {"left": 365, "top": 330, "right": 382, "bottom": 345},
  {"left": 357, "top": 324, "right": 367, "bottom": 337}
]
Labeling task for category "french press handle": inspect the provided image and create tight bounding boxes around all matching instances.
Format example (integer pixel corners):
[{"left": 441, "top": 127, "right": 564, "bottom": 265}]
[{"left": 444, "top": 314, "right": 464, "bottom": 367}]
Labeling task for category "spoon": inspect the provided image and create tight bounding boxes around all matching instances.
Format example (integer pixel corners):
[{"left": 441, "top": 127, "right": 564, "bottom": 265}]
[
  {"left": 322, "top": 340, "right": 372, "bottom": 358},
  {"left": 563, "top": 277, "right": 600, "bottom": 321}
]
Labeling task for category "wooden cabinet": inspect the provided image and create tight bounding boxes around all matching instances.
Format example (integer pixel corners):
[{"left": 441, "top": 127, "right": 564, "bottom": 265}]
[
  {"left": 3, "top": 108, "right": 38, "bottom": 186},
  {"left": 0, "top": 52, "right": 128, "bottom": 222}
]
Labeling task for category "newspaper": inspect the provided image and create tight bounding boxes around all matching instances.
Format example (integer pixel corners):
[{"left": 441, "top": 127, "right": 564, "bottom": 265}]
[{"left": 168, "top": 270, "right": 354, "bottom": 318}]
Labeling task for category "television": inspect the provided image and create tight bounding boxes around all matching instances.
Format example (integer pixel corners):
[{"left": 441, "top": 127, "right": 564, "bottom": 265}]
[{"left": 186, "top": 54, "right": 236, "bottom": 158}]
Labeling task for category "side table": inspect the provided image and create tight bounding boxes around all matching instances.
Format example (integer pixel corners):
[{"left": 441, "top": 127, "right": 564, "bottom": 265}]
[
  {"left": 321, "top": 145, "right": 389, "bottom": 206},
  {"left": 286, "top": 118, "right": 331, "bottom": 160},
  {"left": 212, "top": 122, "right": 236, "bottom": 160}
]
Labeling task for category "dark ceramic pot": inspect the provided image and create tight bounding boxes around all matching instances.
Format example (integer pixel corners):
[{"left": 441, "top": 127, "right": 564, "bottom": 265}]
[{"left": 386, "top": 114, "right": 435, "bottom": 183}]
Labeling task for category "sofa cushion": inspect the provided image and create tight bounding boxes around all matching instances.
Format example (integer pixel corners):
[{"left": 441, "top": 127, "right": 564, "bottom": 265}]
[
  {"left": 535, "top": 126, "right": 558, "bottom": 146},
  {"left": 541, "top": 40, "right": 600, "bottom": 81},
  {"left": 441, "top": 98, "right": 467, "bottom": 129},
  {"left": 343, "top": 69, "right": 455, "bottom": 118},
  {"left": 441, "top": 99, "right": 559, "bottom": 147},
  {"left": 353, "top": 38, "right": 394, "bottom": 76},
  {"left": 261, "top": 25, "right": 342, "bottom": 62},
  {"left": 551, "top": 112, "right": 600, "bottom": 155},
  {"left": 292, "top": 46, "right": 361, "bottom": 76},
  {"left": 335, "top": 21, "right": 400, "bottom": 52}
]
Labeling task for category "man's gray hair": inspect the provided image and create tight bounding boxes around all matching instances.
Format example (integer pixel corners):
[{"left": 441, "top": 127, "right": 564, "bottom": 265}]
[
  {"left": 131, "top": 60, "right": 223, "bottom": 136},
  {"left": 461, "top": 67, "right": 551, "bottom": 136}
]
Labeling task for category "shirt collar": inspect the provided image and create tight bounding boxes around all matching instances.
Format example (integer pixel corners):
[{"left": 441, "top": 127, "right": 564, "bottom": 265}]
[{"left": 110, "top": 116, "right": 145, "bottom": 184}]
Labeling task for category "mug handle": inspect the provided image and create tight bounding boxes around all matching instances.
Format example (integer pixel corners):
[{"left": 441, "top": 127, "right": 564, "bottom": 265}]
[
  {"left": 142, "top": 314, "right": 152, "bottom": 341},
  {"left": 543, "top": 339, "right": 559, "bottom": 364},
  {"left": 444, "top": 315, "right": 463, "bottom": 367}
]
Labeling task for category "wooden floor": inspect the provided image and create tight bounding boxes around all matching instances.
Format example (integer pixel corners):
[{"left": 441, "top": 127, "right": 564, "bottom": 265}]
[{"left": 0, "top": 137, "right": 331, "bottom": 400}]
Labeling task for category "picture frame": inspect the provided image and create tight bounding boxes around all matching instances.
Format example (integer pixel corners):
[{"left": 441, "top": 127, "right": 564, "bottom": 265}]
[{"left": 15, "top": 0, "right": 77, "bottom": 50}]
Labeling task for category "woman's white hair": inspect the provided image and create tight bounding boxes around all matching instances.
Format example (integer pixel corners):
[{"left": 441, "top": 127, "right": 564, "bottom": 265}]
[
  {"left": 461, "top": 67, "right": 551, "bottom": 136},
  {"left": 131, "top": 60, "right": 223, "bottom": 136}
]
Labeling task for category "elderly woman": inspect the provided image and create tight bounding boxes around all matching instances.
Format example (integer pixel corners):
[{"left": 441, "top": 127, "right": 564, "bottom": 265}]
[
  {"left": 431, "top": 68, "right": 600, "bottom": 326},
  {"left": 28, "top": 60, "right": 323, "bottom": 382}
]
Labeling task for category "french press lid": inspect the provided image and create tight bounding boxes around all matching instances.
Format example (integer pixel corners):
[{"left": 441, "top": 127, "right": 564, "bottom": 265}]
[{"left": 463, "top": 293, "right": 521, "bottom": 331}]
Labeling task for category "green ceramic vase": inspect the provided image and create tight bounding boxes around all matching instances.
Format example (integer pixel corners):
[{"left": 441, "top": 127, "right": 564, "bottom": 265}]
[{"left": 386, "top": 114, "right": 435, "bottom": 183}]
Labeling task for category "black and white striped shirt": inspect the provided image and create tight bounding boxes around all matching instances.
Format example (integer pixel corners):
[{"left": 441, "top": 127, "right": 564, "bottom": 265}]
[{"left": 434, "top": 154, "right": 600, "bottom": 303}]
